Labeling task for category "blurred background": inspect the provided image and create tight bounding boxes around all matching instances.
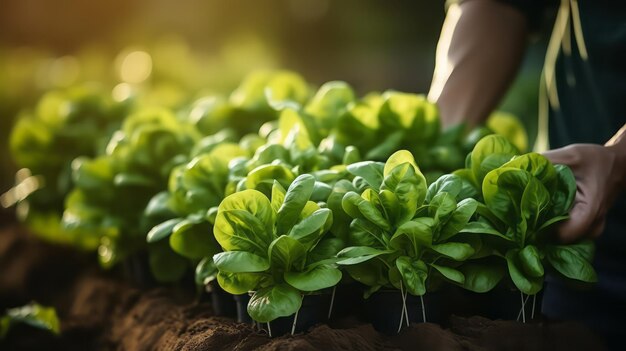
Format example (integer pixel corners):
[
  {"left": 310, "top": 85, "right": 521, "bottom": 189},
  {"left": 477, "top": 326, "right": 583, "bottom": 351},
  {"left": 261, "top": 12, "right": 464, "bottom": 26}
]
[{"left": 0, "top": 0, "right": 545, "bottom": 195}]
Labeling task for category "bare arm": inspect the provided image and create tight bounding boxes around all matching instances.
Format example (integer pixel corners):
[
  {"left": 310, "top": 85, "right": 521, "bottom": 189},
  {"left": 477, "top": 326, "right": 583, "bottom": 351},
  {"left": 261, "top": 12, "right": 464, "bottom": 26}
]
[{"left": 428, "top": 0, "right": 529, "bottom": 128}]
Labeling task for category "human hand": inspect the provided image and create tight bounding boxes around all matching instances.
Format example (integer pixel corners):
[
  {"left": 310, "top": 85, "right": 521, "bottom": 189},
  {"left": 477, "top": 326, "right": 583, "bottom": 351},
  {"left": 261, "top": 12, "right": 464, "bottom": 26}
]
[{"left": 543, "top": 144, "right": 626, "bottom": 243}]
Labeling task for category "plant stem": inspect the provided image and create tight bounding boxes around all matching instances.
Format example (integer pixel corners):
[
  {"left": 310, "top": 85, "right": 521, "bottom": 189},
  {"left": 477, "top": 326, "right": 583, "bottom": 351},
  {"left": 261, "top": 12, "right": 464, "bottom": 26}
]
[
  {"left": 291, "top": 306, "right": 300, "bottom": 335},
  {"left": 531, "top": 294, "right": 536, "bottom": 320},
  {"left": 267, "top": 322, "right": 272, "bottom": 338},
  {"left": 516, "top": 294, "right": 530, "bottom": 321},
  {"left": 401, "top": 289, "right": 409, "bottom": 326},
  {"left": 327, "top": 286, "right": 337, "bottom": 320},
  {"left": 420, "top": 295, "right": 427, "bottom": 323},
  {"left": 397, "top": 282, "right": 406, "bottom": 334},
  {"left": 520, "top": 291, "right": 526, "bottom": 323}
]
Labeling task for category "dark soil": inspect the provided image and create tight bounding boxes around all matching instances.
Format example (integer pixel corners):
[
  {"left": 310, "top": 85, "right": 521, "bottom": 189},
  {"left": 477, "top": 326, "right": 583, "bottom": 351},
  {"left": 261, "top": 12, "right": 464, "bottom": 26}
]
[{"left": 0, "top": 223, "right": 606, "bottom": 351}]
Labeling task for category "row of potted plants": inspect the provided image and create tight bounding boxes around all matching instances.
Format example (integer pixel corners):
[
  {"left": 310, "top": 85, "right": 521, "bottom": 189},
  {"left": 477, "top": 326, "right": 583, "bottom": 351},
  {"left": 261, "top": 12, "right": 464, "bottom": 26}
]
[{"left": 5, "top": 71, "right": 595, "bottom": 336}]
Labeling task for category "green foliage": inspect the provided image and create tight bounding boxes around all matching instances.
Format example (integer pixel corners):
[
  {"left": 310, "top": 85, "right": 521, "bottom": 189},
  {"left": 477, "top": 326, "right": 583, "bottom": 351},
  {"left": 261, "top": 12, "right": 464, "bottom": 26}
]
[
  {"left": 336, "top": 150, "right": 479, "bottom": 297},
  {"left": 7, "top": 69, "right": 597, "bottom": 311},
  {"left": 1, "top": 303, "right": 60, "bottom": 339},
  {"left": 62, "top": 107, "right": 200, "bottom": 271},
  {"left": 213, "top": 174, "right": 339, "bottom": 322},
  {"left": 459, "top": 137, "right": 595, "bottom": 295}
]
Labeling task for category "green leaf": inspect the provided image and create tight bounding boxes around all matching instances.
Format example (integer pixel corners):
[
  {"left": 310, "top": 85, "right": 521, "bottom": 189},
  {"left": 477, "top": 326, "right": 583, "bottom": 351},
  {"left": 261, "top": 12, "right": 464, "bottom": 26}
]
[
  {"left": 217, "top": 271, "right": 262, "bottom": 294},
  {"left": 149, "top": 242, "right": 188, "bottom": 283},
  {"left": 389, "top": 218, "right": 434, "bottom": 256},
  {"left": 460, "top": 221, "right": 513, "bottom": 241},
  {"left": 506, "top": 249, "right": 543, "bottom": 295},
  {"left": 430, "top": 264, "right": 465, "bottom": 284},
  {"left": 195, "top": 257, "right": 218, "bottom": 286},
  {"left": 366, "top": 131, "right": 405, "bottom": 160},
  {"left": 568, "top": 240, "right": 595, "bottom": 262},
  {"left": 147, "top": 218, "right": 183, "bottom": 243},
  {"left": 307, "top": 238, "right": 346, "bottom": 264},
  {"left": 550, "top": 164, "right": 577, "bottom": 216},
  {"left": 502, "top": 153, "right": 556, "bottom": 187},
  {"left": 326, "top": 180, "right": 356, "bottom": 242},
  {"left": 520, "top": 176, "right": 551, "bottom": 233},
  {"left": 336, "top": 246, "right": 392, "bottom": 265},
  {"left": 342, "top": 192, "right": 390, "bottom": 231},
  {"left": 285, "top": 264, "right": 342, "bottom": 292},
  {"left": 471, "top": 135, "right": 518, "bottom": 185},
  {"left": 214, "top": 190, "right": 274, "bottom": 254},
  {"left": 346, "top": 218, "right": 384, "bottom": 247},
  {"left": 71, "top": 156, "right": 113, "bottom": 189},
  {"left": 519, "top": 245, "right": 544, "bottom": 278},
  {"left": 305, "top": 81, "right": 355, "bottom": 131},
  {"left": 245, "top": 164, "right": 295, "bottom": 194},
  {"left": 144, "top": 191, "right": 175, "bottom": 219},
  {"left": 1, "top": 303, "right": 60, "bottom": 337},
  {"left": 483, "top": 168, "right": 541, "bottom": 244},
  {"left": 268, "top": 235, "right": 307, "bottom": 271},
  {"left": 428, "top": 192, "right": 457, "bottom": 220},
  {"left": 537, "top": 215, "right": 569, "bottom": 232},
  {"left": 113, "top": 172, "right": 155, "bottom": 187},
  {"left": 546, "top": 244, "right": 597, "bottom": 283},
  {"left": 276, "top": 174, "right": 315, "bottom": 235},
  {"left": 288, "top": 208, "right": 331, "bottom": 248},
  {"left": 459, "top": 263, "right": 505, "bottom": 293},
  {"left": 396, "top": 256, "right": 428, "bottom": 296},
  {"left": 213, "top": 251, "right": 270, "bottom": 273},
  {"left": 383, "top": 150, "right": 419, "bottom": 177},
  {"left": 346, "top": 260, "right": 388, "bottom": 288},
  {"left": 170, "top": 220, "right": 217, "bottom": 259},
  {"left": 426, "top": 174, "right": 462, "bottom": 203},
  {"left": 271, "top": 180, "right": 287, "bottom": 214},
  {"left": 381, "top": 151, "right": 427, "bottom": 213},
  {"left": 248, "top": 284, "right": 302, "bottom": 322},
  {"left": 378, "top": 189, "right": 401, "bottom": 226},
  {"left": 431, "top": 242, "right": 475, "bottom": 261},
  {"left": 439, "top": 198, "right": 478, "bottom": 241},
  {"left": 346, "top": 161, "right": 385, "bottom": 191}
]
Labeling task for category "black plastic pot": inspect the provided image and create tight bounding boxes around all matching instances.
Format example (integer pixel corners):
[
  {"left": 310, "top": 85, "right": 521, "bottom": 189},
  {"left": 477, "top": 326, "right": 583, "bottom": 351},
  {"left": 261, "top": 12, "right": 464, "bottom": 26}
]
[
  {"left": 440, "top": 285, "right": 542, "bottom": 322},
  {"left": 233, "top": 293, "right": 253, "bottom": 324},
  {"left": 206, "top": 281, "right": 237, "bottom": 318},
  {"left": 328, "top": 283, "right": 365, "bottom": 322},
  {"left": 256, "top": 293, "right": 332, "bottom": 337},
  {"left": 486, "top": 287, "right": 542, "bottom": 322},
  {"left": 122, "top": 251, "right": 155, "bottom": 288},
  {"left": 363, "top": 290, "right": 434, "bottom": 335}
]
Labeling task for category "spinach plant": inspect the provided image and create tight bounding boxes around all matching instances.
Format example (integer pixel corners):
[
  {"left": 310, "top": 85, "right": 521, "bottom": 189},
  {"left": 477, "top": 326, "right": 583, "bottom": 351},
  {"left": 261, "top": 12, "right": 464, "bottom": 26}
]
[
  {"left": 459, "top": 135, "right": 596, "bottom": 319},
  {"left": 212, "top": 174, "right": 342, "bottom": 326},
  {"left": 6, "top": 86, "right": 130, "bottom": 244},
  {"left": 335, "top": 150, "right": 479, "bottom": 327},
  {"left": 62, "top": 107, "right": 199, "bottom": 271}
]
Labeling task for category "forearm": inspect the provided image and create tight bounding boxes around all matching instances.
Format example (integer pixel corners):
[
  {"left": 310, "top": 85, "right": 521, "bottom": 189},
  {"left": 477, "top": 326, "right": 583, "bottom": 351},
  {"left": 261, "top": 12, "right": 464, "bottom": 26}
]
[{"left": 428, "top": 0, "right": 529, "bottom": 128}]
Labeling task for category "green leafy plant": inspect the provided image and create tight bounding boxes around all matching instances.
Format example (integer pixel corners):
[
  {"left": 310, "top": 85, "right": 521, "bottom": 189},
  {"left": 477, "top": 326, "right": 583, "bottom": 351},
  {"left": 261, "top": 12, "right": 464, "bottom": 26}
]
[
  {"left": 62, "top": 107, "right": 200, "bottom": 269},
  {"left": 460, "top": 135, "right": 596, "bottom": 299},
  {"left": 145, "top": 142, "right": 249, "bottom": 282},
  {"left": 212, "top": 174, "right": 342, "bottom": 324},
  {"left": 5, "top": 86, "right": 130, "bottom": 244},
  {"left": 335, "top": 151, "right": 479, "bottom": 306}
]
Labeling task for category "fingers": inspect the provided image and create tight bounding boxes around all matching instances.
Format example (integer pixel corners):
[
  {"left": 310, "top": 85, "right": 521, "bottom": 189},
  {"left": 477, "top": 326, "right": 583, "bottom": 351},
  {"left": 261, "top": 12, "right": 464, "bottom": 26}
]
[
  {"left": 589, "top": 217, "right": 606, "bottom": 239},
  {"left": 556, "top": 199, "right": 606, "bottom": 243},
  {"left": 556, "top": 201, "right": 595, "bottom": 243}
]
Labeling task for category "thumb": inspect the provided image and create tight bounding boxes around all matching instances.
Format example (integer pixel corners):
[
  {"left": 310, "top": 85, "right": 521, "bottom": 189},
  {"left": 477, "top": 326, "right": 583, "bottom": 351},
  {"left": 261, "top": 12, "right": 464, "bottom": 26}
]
[{"left": 542, "top": 148, "right": 571, "bottom": 166}]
